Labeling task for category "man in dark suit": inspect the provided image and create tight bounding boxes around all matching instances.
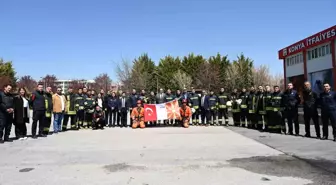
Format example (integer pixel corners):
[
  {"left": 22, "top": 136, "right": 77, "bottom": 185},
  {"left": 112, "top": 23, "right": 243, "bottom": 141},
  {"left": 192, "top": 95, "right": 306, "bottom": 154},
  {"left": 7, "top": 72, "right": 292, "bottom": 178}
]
[
  {"left": 118, "top": 92, "right": 129, "bottom": 128},
  {"left": 156, "top": 88, "right": 166, "bottom": 104},
  {"left": 200, "top": 90, "right": 210, "bottom": 126},
  {"left": 156, "top": 88, "right": 166, "bottom": 125}
]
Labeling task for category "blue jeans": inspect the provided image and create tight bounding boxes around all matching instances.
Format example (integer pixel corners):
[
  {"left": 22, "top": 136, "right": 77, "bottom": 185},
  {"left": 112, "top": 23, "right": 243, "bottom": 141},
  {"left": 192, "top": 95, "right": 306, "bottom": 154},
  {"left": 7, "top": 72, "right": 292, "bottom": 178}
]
[{"left": 53, "top": 113, "right": 64, "bottom": 133}]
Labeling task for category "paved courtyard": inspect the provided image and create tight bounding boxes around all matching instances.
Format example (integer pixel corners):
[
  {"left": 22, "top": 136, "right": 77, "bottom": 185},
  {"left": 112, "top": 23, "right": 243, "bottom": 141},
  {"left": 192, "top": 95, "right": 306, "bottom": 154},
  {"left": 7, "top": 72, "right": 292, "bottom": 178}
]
[{"left": 1, "top": 125, "right": 336, "bottom": 185}]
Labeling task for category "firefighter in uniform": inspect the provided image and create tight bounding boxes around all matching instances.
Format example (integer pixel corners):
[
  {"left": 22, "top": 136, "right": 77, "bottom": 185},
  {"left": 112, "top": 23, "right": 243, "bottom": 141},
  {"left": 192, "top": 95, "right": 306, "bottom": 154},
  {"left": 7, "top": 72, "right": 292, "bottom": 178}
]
[
  {"left": 43, "top": 87, "right": 53, "bottom": 135},
  {"left": 189, "top": 88, "right": 201, "bottom": 126},
  {"left": 84, "top": 92, "right": 96, "bottom": 128},
  {"left": 268, "top": 85, "right": 283, "bottom": 133},
  {"left": 165, "top": 89, "right": 175, "bottom": 125},
  {"left": 149, "top": 91, "right": 156, "bottom": 104},
  {"left": 93, "top": 105, "right": 105, "bottom": 130},
  {"left": 239, "top": 88, "right": 249, "bottom": 127},
  {"left": 208, "top": 90, "right": 218, "bottom": 126},
  {"left": 131, "top": 100, "right": 145, "bottom": 129},
  {"left": 264, "top": 85, "right": 273, "bottom": 131},
  {"left": 75, "top": 88, "right": 85, "bottom": 129},
  {"left": 176, "top": 89, "right": 185, "bottom": 126},
  {"left": 176, "top": 89, "right": 183, "bottom": 107},
  {"left": 283, "top": 83, "right": 301, "bottom": 135},
  {"left": 129, "top": 89, "right": 139, "bottom": 127},
  {"left": 256, "top": 86, "right": 265, "bottom": 130},
  {"left": 231, "top": 89, "right": 240, "bottom": 126},
  {"left": 179, "top": 99, "right": 192, "bottom": 128},
  {"left": 247, "top": 87, "right": 257, "bottom": 129},
  {"left": 148, "top": 91, "right": 156, "bottom": 127},
  {"left": 319, "top": 83, "right": 336, "bottom": 141},
  {"left": 218, "top": 88, "right": 230, "bottom": 126},
  {"left": 302, "top": 81, "right": 320, "bottom": 138},
  {"left": 139, "top": 89, "right": 148, "bottom": 104},
  {"left": 62, "top": 87, "right": 77, "bottom": 131}
]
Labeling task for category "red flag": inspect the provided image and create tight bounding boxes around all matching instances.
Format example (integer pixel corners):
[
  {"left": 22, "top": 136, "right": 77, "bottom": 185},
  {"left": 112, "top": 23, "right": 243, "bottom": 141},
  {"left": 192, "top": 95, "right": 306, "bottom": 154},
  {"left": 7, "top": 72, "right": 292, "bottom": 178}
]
[
  {"left": 144, "top": 104, "right": 157, "bottom": 121},
  {"left": 166, "top": 100, "right": 180, "bottom": 119}
]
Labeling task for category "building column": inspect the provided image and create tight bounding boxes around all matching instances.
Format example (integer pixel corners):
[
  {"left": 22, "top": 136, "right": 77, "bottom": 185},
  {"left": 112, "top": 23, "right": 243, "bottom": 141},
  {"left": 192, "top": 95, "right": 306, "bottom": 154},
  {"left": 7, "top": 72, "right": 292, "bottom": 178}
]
[
  {"left": 283, "top": 59, "right": 286, "bottom": 89},
  {"left": 331, "top": 39, "right": 336, "bottom": 89},
  {"left": 303, "top": 50, "right": 308, "bottom": 81}
]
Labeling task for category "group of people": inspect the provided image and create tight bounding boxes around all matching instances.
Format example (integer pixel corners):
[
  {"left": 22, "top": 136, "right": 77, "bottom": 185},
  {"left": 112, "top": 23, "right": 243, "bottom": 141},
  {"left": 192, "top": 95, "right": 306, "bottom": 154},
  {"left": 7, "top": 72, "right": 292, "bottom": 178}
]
[
  {"left": 225, "top": 82, "right": 336, "bottom": 142},
  {"left": 1, "top": 80, "right": 336, "bottom": 143}
]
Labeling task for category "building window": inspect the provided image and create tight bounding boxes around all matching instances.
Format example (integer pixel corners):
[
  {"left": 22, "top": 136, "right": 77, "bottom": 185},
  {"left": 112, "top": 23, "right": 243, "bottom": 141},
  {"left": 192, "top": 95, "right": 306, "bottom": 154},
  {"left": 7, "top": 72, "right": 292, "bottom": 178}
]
[
  {"left": 326, "top": 44, "right": 330, "bottom": 54},
  {"left": 314, "top": 48, "right": 318, "bottom": 58},
  {"left": 322, "top": 46, "right": 326, "bottom": 56},
  {"left": 308, "top": 50, "right": 311, "bottom": 60},
  {"left": 318, "top": 47, "right": 322, "bottom": 57},
  {"left": 301, "top": 54, "right": 303, "bottom": 63}
]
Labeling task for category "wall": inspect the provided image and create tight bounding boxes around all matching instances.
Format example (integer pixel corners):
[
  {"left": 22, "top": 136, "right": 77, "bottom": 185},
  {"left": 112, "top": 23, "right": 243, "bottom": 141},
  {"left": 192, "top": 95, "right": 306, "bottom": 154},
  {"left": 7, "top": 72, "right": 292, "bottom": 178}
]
[
  {"left": 306, "top": 55, "right": 332, "bottom": 73},
  {"left": 285, "top": 62, "right": 304, "bottom": 77}
]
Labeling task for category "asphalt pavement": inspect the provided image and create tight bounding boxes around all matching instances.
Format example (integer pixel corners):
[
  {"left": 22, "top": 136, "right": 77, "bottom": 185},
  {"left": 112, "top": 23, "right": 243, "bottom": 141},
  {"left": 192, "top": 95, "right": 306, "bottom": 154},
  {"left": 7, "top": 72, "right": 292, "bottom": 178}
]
[{"left": 1, "top": 122, "right": 336, "bottom": 184}]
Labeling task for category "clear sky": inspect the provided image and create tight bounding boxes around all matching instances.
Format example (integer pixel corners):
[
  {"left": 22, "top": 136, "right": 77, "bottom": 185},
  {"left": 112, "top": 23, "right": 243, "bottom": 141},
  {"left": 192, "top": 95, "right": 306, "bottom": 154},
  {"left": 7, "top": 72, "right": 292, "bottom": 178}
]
[{"left": 1, "top": 0, "right": 335, "bottom": 81}]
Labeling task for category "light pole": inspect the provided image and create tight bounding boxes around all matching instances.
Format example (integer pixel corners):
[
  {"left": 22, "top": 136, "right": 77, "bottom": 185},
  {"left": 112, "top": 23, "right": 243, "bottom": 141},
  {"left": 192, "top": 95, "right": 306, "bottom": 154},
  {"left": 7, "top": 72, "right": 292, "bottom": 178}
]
[{"left": 40, "top": 77, "right": 46, "bottom": 90}]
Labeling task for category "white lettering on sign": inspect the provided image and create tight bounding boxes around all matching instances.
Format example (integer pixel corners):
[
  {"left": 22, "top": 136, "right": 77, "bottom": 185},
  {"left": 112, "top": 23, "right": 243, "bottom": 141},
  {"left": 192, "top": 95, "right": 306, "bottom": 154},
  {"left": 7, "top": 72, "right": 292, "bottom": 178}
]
[
  {"left": 285, "top": 28, "right": 336, "bottom": 56},
  {"left": 306, "top": 29, "right": 336, "bottom": 46},
  {"left": 288, "top": 42, "right": 305, "bottom": 54}
]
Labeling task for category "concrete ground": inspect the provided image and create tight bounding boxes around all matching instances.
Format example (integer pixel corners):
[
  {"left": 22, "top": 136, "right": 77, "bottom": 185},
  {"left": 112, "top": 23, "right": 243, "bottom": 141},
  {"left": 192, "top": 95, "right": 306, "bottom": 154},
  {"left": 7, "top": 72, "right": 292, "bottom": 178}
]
[{"left": 1, "top": 121, "right": 336, "bottom": 184}]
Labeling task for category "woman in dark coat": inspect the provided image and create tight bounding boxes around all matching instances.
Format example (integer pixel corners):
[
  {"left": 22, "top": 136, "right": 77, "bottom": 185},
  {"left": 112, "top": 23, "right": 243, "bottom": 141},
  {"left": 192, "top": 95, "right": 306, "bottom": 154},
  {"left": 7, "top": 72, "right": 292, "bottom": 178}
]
[{"left": 14, "top": 88, "right": 30, "bottom": 140}]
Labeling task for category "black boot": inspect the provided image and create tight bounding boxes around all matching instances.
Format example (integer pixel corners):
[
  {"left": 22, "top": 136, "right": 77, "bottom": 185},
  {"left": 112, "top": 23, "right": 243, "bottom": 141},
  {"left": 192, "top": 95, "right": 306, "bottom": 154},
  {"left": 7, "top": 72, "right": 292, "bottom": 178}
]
[{"left": 321, "top": 136, "right": 328, "bottom": 140}]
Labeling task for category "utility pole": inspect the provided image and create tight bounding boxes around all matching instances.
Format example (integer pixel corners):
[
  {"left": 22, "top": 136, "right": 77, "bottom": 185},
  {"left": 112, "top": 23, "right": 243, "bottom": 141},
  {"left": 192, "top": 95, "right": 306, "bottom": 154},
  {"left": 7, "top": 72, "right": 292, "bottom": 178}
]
[{"left": 156, "top": 77, "right": 158, "bottom": 93}]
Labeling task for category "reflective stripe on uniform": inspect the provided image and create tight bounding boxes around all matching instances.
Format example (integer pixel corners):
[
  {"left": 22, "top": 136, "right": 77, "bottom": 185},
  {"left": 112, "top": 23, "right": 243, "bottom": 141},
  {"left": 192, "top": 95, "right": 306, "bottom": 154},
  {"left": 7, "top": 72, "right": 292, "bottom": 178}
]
[
  {"left": 248, "top": 110, "right": 255, "bottom": 113},
  {"left": 241, "top": 105, "right": 247, "bottom": 108},
  {"left": 219, "top": 105, "right": 226, "bottom": 108},
  {"left": 266, "top": 107, "right": 273, "bottom": 111},
  {"left": 268, "top": 125, "right": 281, "bottom": 129},
  {"left": 46, "top": 112, "right": 51, "bottom": 118},
  {"left": 67, "top": 111, "right": 76, "bottom": 115},
  {"left": 259, "top": 111, "right": 266, "bottom": 114}
]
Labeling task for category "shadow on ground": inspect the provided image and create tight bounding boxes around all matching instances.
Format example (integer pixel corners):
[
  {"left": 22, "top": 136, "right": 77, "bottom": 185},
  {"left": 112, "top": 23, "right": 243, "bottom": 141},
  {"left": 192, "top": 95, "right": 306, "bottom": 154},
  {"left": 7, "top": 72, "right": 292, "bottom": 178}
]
[{"left": 228, "top": 154, "right": 336, "bottom": 185}]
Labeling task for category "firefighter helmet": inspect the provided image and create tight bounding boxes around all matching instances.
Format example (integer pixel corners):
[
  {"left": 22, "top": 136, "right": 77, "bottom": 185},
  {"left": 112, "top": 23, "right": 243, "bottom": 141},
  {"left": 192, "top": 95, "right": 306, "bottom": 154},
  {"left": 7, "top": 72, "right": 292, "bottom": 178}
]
[
  {"left": 137, "top": 100, "right": 142, "bottom": 104},
  {"left": 182, "top": 99, "right": 188, "bottom": 104}
]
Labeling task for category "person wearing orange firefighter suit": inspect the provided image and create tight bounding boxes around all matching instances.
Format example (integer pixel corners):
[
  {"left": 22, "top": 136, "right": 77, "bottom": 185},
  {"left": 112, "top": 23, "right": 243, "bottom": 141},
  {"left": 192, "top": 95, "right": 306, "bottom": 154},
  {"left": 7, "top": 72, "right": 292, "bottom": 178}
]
[
  {"left": 179, "top": 99, "right": 192, "bottom": 128},
  {"left": 131, "top": 100, "right": 146, "bottom": 129}
]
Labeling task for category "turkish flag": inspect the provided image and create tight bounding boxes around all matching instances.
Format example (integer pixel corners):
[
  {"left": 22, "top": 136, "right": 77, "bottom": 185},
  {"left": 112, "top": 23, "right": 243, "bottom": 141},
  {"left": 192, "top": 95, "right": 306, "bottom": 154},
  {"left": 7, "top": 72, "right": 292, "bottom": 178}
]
[{"left": 144, "top": 104, "right": 157, "bottom": 121}]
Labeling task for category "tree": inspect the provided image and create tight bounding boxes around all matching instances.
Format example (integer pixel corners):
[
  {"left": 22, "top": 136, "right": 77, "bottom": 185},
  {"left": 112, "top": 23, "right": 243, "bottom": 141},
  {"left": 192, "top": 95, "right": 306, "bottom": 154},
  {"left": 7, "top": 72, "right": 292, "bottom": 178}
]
[
  {"left": 130, "top": 53, "right": 156, "bottom": 91},
  {"left": 252, "top": 65, "right": 271, "bottom": 86},
  {"left": 156, "top": 55, "right": 181, "bottom": 90},
  {"left": 93, "top": 73, "right": 112, "bottom": 92},
  {"left": 116, "top": 58, "right": 133, "bottom": 92},
  {"left": 40, "top": 75, "right": 58, "bottom": 91},
  {"left": 201, "top": 53, "right": 231, "bottom": 91},
  {"left": 69, "top": 79, "right": 87, "bottom": 93},
  {"left": 231, "top": 53, "right": 254, "bottom": 89},
  {"left": 226, "top": 63, "right": 239, "bottom": 91},
  {"left": 17, "top": 75, "right": 37, "bottom": 93},
  {"left": 172, "top": 70, "right": 192, "bottom": 90},
  {"left": 0, "top": 58, "right": 16, "bottom": 88},
  {"left": 269, "top": 73, "right": 284, "bottom": 90},
  {"left": 181, "top": 53, "right": 206, "bottom": 87},
  {"left": 195, "top": 61, "right": 221, "bottom": 91}
]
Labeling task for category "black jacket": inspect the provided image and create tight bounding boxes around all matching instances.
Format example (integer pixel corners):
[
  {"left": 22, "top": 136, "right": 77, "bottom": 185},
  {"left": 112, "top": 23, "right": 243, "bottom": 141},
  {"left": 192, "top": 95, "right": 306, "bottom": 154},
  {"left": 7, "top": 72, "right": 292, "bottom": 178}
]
[
  {"left": 0, "top": 91, "right": 14, "bottom": 118},
  {"left": 302, "top": 89, "right": 318, "bottom": 109},
  {"left": 13, "top": 96, "right": 29, "bottom": 124},
  {"left": 31, "top": 90, "right": 46, "bottom": 111},
  {"left": 283, "top": 89, "right": 301, "bottom": 109}
]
